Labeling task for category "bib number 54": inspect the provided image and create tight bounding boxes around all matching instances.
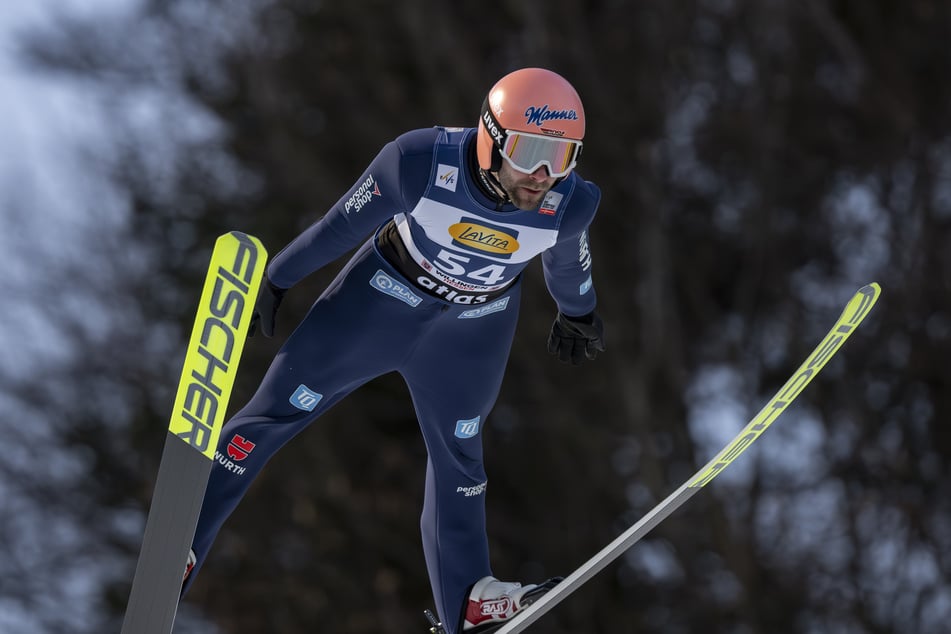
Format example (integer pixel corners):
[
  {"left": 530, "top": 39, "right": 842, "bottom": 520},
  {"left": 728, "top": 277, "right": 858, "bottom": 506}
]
[{"left": 434, "top": 249, "right": 507, "bottom": 286}]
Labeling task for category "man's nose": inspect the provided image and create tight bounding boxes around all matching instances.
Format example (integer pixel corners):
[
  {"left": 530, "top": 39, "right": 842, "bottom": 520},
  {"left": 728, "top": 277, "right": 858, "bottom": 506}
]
[{"left": 528, "top": 165, "right": 550, "bottom": 181}]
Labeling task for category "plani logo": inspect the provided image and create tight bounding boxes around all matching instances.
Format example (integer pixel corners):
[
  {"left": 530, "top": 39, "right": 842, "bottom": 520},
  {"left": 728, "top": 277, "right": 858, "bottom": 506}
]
[
  {"left": 458, "top": 296, "right": 510, "bottom": 319},
  {"left": 370, "top": 270, "right": 423, "bottom": 307}
]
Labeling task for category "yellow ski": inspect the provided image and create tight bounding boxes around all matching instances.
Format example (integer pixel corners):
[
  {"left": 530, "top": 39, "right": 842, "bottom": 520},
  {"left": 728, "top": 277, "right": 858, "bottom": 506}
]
[
  {"left": 490, "top": 283, "right": 882, "bottom": 634},
  {"left": 122, "top": 232, "right": 267, "bottom": 634}
]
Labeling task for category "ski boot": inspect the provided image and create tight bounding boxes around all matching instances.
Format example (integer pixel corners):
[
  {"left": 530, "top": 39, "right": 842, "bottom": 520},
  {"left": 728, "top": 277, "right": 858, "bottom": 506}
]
[
  {"left": 183, "top": 549, "right": 196, "bottom": 584},
  {"left": 423, "top": 575, "right": 562, "bottom": 633}
]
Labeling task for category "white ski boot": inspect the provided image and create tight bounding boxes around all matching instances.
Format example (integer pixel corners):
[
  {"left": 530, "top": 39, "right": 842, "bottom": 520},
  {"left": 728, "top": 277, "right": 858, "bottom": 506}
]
[{"left": 461, "top": 575, "right": 561, "bottom": 632}]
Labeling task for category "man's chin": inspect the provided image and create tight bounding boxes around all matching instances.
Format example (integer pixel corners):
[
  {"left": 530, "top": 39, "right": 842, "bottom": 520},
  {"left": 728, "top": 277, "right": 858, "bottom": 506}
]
[{"left": 510, "top": 187, "right": 547, "bottom": 210}]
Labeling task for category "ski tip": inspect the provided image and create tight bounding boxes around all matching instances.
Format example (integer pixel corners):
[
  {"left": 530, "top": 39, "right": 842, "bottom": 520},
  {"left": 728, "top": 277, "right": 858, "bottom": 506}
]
[{"left": 847, "top": 283, "right": 881, "bottom": 322}]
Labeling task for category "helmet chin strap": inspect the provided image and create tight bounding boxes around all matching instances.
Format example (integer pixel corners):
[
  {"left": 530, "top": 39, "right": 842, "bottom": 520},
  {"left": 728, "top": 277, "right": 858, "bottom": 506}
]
[
  {"left": 478, "top": 168, "right": 510, "bottom": 204},
  {"left": 468, "top": 136, "right": 511, "bottom": 209}
]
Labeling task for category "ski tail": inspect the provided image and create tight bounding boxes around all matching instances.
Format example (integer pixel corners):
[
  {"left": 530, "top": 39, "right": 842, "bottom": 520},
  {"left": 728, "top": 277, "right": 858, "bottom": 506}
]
[
  {"left": 121, "top": 232, "right": 267, "bottom": 634},
  {"left": 492, "top": 283, "right": 881, "bottom": 634},
  {"left": 424, "top": 608, "right": 447, "bottom": 633}
]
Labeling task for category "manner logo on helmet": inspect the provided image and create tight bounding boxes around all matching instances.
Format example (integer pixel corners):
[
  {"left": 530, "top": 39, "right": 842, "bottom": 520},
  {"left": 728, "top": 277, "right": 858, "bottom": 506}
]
[
  {"left": 524, "top": 104, "right": 580, "bottom": 130},
  {"left": 226, "top": 434, "right": 256, "bottom": 461},
  {"left": 448, "top": 219, "right": 519, "bottom": 256}
]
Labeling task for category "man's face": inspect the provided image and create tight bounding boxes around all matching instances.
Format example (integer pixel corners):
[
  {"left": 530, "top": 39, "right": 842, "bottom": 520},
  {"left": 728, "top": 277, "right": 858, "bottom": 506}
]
[{"left": 495, "top": 162, "right": 559, "bottom": 211}]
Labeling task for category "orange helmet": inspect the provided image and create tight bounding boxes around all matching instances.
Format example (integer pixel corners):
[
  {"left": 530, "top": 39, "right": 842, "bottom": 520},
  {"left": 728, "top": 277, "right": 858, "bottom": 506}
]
[{"left": 477, "top": 68, "right": 585, "bottom": 177}]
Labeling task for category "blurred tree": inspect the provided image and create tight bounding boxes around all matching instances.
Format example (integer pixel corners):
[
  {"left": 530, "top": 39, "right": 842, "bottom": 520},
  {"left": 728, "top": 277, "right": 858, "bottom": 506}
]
[{"left": 5, "top": 0, "right": 950, "bottom": 632}]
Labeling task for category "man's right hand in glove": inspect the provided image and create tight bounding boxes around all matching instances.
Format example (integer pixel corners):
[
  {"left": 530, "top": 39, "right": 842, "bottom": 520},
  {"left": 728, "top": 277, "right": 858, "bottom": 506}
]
[{"left": 249, "top": 278, "right": 287, "bottom": 338}]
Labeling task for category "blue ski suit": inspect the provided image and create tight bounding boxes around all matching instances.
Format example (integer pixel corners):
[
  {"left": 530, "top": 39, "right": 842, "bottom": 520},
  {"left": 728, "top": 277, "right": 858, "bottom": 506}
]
[{"left": 185, "top": 126, "right": 601, "bottom": 630}]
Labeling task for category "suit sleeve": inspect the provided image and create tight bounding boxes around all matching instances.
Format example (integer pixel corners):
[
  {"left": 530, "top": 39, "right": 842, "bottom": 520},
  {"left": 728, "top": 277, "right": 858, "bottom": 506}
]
[
  {"left": 265, "top": 129, "right": 438, "bottom": 289},
  {"left": 541, "top": 180, "right": 601, "bottom": 317}
]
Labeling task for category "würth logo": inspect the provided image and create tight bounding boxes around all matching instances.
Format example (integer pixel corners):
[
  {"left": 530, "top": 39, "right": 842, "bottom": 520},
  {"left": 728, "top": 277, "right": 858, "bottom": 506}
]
[{"left": 227, "top": 434, "right": 256, "bottom": 461}]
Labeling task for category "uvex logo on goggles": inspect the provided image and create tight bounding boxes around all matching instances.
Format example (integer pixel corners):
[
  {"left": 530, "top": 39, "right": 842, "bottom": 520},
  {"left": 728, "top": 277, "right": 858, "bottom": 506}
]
[{"left": 501, "top": 131, "right": 582, "bottom": 178}]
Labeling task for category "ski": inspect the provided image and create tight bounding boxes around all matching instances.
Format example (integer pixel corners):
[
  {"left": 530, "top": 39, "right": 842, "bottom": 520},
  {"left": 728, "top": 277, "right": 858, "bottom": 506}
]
[
  {"left": 424, "top": 608, "right": 446, "bottom": 633},
  {"left": 486, "top": 283, "right": 882, "bottom": 633},
  {"left": 121, "top": 232, "right": 267, "bottom": 634}
]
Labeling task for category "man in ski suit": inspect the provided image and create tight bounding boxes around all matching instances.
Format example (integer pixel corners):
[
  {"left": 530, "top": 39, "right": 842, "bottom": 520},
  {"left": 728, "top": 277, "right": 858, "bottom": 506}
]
[{"left": 183, "top": 67, "right": 605, "bottom": 633}]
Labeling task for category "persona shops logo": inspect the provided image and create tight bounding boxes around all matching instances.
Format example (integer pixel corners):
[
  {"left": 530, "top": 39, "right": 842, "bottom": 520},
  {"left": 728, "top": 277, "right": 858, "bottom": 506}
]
[
  {"left": 456, "top": 481, "right": 487, "bottom": 497},
  {"left": 344, "top": 175, "right": 381, "bottom": 213}
]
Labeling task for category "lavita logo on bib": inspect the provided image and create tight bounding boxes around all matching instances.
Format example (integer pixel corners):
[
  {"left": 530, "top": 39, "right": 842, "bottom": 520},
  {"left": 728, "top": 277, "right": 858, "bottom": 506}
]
[{"left": 448, "top": 219, "right": 519, "bottom": 257}]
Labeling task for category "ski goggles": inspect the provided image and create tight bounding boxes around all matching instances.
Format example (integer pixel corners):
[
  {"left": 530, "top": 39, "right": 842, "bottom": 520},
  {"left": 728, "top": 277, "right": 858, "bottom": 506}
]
[{"left": 500, "top": 131, "right": 582, "bottom": 178}]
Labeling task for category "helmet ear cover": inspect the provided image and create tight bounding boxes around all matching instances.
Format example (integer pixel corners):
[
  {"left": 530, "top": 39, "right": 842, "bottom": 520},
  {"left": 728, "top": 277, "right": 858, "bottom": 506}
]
[{"left": 490, "top": 146, "right": 503, "bottom": 172}]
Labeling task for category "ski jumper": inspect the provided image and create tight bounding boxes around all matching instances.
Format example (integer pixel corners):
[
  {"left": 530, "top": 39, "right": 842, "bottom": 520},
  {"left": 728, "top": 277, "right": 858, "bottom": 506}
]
[{"left": 185, "top": 126, "right": 601, "bottom": 631}]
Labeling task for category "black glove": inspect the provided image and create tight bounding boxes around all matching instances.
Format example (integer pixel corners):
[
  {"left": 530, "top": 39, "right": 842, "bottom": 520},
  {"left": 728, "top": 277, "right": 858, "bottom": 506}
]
[
  {"left": 248, "top": 278, "right": 287, "bottom": 338},
  {"left": 547, "top": 311, "right": 605, "bottom": 365}
]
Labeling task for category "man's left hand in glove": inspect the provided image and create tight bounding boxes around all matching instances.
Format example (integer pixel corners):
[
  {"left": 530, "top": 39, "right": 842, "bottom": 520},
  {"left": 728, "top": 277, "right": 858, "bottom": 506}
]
[{"left": 547, "top": 311, "right": 605, "bottom": 365}]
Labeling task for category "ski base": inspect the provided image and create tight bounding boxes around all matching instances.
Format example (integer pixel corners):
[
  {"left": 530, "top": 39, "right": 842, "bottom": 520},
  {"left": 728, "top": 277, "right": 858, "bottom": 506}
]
[{"left": 121, "top": 433, "right": 213, "bottom": 633}]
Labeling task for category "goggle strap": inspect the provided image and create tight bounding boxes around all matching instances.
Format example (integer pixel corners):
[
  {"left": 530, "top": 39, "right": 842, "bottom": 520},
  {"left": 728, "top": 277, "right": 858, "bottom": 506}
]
[
  {"left": 480, "top": 98, "right": 507, "bottom": 171},
  {"left": 480, "top": 98, "right": 506, "bottom": 149}
]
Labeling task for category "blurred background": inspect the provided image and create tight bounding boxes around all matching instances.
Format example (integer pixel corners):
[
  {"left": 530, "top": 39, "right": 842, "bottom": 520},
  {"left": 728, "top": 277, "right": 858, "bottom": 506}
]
[{"left": 2, "top": 0, "right": 949, "bottom": 632}]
